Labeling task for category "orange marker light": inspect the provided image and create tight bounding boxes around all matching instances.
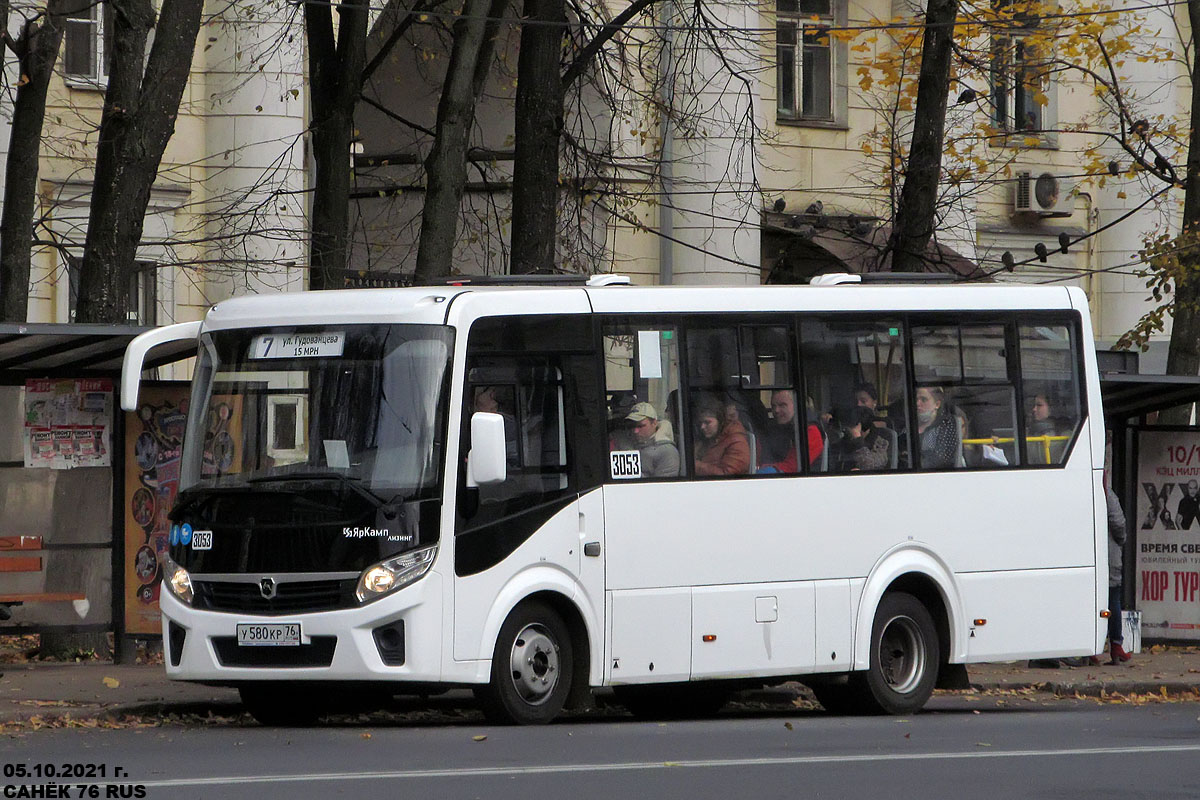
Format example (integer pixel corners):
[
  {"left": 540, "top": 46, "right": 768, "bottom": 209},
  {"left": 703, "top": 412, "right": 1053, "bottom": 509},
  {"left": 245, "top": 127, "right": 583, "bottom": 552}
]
[
  {"left": 702, "top": 635, "right": 717, "bottom": 642},
  {"left": 973, "top": 619, "right": 987, "bottom": 626}
]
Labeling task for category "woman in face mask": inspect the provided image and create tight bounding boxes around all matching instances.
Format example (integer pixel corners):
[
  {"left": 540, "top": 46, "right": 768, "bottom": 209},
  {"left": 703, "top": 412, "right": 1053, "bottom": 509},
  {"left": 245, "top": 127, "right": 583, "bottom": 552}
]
[{"left": 914, "top": 386, "right": 959, "bottom": 469}]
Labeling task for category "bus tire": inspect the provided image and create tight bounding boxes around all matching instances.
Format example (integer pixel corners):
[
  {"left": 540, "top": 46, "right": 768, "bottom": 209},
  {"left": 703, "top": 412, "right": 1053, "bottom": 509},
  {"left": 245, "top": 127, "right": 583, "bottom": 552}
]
[
  {"left": 476, "top": 601, "right": 573, "bottom": 725},
  {"left": 856, "top": 591, "right": 939, "bottom": 715},
  {"left": 239, "top": 683, "right": 321, "bottom": 726}
]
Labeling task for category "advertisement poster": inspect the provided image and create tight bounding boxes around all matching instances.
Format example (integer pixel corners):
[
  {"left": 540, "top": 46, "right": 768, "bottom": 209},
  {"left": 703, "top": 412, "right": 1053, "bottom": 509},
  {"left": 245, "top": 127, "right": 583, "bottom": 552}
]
[
  {"left": 123, "top": 387, "right": 244, "bottom": 635},
  {"left": 23, "top": 378, "right": 112, "bottom": 469},
  {"left": 123, "top": 385, "right": 190, "bottom": 635},
  {"left": 1135, "top": 429, "right": 1200, "bottom": 640}
]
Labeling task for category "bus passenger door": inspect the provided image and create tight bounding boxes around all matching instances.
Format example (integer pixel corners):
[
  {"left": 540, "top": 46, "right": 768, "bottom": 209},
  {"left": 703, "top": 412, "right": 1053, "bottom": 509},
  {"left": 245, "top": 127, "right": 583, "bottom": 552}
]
[{"left": 451, "top": 317, "right": 608, "bottom": 670}]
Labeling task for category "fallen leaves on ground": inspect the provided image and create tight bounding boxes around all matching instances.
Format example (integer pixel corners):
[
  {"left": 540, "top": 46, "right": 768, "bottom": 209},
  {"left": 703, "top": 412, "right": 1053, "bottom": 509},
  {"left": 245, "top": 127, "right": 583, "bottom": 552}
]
[{"left": 1090, "top": 686, "right": 1200, "bottom": 705}]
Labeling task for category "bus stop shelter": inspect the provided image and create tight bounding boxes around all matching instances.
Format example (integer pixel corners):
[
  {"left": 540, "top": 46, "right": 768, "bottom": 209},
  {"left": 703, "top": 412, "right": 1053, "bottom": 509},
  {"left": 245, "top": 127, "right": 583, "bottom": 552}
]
[
  {"left": 0, "top": 323, "right": 194, "bottom": 660},
  {"left": 1100, "top": 357, "right": 1200, "bottom": 644}
]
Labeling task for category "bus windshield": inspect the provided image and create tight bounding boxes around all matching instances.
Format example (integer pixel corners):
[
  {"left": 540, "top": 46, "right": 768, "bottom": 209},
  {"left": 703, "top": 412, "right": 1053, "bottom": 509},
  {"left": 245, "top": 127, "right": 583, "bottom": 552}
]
[{"left": 180, "top": 324, "right": 453, "bottom": 499}]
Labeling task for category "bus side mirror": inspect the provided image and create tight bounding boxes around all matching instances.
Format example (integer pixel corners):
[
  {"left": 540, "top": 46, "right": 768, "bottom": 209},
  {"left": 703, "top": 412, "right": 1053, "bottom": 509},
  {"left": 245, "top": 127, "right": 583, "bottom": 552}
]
[{"left": 467, "top": 412, "right": 508, "bottom": 486}]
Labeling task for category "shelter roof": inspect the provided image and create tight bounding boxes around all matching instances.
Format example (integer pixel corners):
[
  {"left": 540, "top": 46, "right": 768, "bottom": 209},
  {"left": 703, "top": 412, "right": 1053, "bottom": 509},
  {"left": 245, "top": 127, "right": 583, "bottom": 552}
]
[
  {"left": 0, "top": 323, "right": 196, "bottom": 384},
  {"left": 1101, "top": 373, "right": 1200, "bottom": 422}
]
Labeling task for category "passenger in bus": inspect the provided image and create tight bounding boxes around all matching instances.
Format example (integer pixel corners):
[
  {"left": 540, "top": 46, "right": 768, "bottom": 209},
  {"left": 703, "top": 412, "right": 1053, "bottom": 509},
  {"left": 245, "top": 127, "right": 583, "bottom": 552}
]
[
  {"left": 624, "top": 403, "right": 681, "bottom": 477},
  {"left": 953, "top": 405, "right": 976, "bottom": 467},
  {"left": 859, "top": 381, "right": 902, "bottom": 431},
  {"left": 693, "top": 398, "right": 751, "bottom": 476},
  {"left": 758, "top": 389, "right": 823, "bottom": 473},
  {"left": 831, "top": 406, "right": 889, "bottom": 472},
  {"left": 1027, "top": 393, "right": 1065, "bottom": 464},
  {"left": 914, "top": 386, "right": 958, "bottom": 469}
]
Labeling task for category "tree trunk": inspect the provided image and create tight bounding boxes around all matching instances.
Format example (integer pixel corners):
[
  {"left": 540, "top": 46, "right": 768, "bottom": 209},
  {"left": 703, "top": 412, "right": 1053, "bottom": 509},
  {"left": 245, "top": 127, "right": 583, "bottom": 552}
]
[
  {"left": 0, "top": 1, "right": 66, "bottom": 322},
  {"left": 74, "top": 0, "right": 204, "bottom": 324},
  {"left": 306, "top": 0, "right": 368, "bottom": 291},
  {"left": 888, "top": 0, "right": 959, "bottom": 273},
  {"left": 1157, "top": 0, "right": 1200, "bottom": 423},
  {"left": 509, "top": 0, "right": 565, "bottom": 275},
  {"left": 413, "top": 0, "right": 507, "bottom": 284}
]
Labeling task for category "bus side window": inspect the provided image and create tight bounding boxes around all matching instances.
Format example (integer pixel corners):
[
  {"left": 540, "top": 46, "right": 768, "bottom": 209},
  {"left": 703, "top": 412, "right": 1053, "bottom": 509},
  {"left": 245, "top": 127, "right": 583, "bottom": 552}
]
[
  {"left": 1019, "top": 322, "right": 1082, "bottom": 466},
  {"left": 603, "top": 321, "right": 684, "bottom": 480},
  {"left": 911, "top": 322, "right": 1020, "bottom": 469},
  {"left": 685, "top": 323, "right": 795, "bottom": 477},
  {"left": 800, "top": 318, "right": 909, "bottom": 473}
]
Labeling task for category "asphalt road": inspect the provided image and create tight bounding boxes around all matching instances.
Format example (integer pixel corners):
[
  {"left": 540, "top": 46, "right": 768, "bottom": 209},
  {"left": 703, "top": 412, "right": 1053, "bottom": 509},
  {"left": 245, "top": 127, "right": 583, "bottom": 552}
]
[{"left": 3, "top": 696, "right": 1199, "bottom": 799}]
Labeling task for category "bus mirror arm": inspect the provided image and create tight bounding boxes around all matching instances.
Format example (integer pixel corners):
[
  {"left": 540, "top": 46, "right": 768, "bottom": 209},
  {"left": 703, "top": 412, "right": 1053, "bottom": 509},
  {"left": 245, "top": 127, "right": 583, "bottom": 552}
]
[
  {"left": 121, "top": 321, "right": 202, "bottom": 411},
  {"left": 467, "top": 412, "right": 508, "bottom": 486}
]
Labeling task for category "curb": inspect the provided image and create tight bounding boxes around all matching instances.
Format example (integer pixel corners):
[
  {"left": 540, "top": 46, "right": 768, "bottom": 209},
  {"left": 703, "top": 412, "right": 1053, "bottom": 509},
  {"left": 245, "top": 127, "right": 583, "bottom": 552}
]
[{"left": 972, "top": 681, "right": 1200, "bottom": 698}]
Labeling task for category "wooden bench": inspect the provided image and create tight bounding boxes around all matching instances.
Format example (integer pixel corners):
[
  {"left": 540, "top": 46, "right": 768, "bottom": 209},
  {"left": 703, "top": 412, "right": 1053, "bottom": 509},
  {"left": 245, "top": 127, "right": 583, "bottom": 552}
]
[{"left": 0, "top": 536, "right": 88, "bottom": 620}]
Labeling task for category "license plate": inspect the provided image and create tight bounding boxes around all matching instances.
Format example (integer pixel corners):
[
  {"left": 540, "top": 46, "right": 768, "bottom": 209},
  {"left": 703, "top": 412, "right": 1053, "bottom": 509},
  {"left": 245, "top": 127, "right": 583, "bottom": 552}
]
[{"left": 236, "top": 623, "right": 301, "bottom": 646}]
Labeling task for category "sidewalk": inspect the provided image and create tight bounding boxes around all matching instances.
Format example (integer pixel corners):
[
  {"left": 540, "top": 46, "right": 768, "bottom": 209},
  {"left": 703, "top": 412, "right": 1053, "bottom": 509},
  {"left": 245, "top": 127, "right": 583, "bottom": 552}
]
[{"left": 1, "top": 647, "right": 1197, "bottom": 727}]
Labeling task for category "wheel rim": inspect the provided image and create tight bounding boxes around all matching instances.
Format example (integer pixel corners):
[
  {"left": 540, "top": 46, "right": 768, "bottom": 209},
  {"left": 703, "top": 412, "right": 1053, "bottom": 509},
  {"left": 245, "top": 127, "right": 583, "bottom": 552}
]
[
  {"left": 507, "top": 623, "right": 560, "bottom": 706},
  {"left": 878, "top": 614, "right": 926, "bottom": 694}
]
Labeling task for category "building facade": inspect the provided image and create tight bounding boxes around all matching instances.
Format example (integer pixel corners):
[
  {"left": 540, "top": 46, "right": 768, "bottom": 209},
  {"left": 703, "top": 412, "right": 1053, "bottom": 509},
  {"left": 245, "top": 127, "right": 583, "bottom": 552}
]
[{"left": 352, "top": 0, "right": 1188, "bottom": 368}]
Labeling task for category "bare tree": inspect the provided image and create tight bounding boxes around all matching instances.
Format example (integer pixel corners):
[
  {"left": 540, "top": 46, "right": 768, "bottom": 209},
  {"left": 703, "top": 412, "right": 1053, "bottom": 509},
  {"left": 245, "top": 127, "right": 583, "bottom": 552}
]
[
  {"left": 1164, "top": 0, "right": 1200, "bottom": 389},
  {"left": 509, "top": 0, "right": 566, "bottom": 275},
  {"left": 74, "top": 0, "right": 204, "bottom": 324},
  {"left": 413, "top": 0, "right": 509, "bottom": 284},
  {"left": 0, "top": 0, "right": 66, "bottom": 321},
  {"left": 509, "top": 0, "right": 659, "bottom": 274},
  {"left": 306, "top": 0, "right": 368, "bottom": 290},
  {"left": 884, "top": 0, "right": 959, "bottom": 273}
]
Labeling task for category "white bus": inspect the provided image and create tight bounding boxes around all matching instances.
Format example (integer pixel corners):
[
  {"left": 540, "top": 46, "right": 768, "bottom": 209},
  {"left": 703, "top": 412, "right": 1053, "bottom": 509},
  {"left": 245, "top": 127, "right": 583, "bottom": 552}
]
[{"left": 122, "top": 274, "right": 1107, "bottom": 724}]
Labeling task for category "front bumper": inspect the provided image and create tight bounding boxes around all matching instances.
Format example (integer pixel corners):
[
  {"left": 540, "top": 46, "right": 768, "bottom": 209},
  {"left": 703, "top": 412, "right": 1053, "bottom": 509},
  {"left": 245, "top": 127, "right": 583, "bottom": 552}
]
[{"left": 160, "top": 571, "right": 444, "bottom": 683}]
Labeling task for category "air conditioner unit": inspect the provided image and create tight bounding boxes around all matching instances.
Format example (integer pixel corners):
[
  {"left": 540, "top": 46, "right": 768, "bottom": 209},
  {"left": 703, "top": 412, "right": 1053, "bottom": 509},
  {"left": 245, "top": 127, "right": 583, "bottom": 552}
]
[{"left": 1013, "top": 170, "right": 1074, "bottom": 217}]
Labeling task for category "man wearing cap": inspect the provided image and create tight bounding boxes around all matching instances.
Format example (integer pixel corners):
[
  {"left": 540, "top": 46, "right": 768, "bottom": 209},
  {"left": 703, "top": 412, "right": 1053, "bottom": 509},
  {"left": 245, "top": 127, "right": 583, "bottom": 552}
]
[{"left": 625, "top": 402, "right": 680, "bottom": 477}]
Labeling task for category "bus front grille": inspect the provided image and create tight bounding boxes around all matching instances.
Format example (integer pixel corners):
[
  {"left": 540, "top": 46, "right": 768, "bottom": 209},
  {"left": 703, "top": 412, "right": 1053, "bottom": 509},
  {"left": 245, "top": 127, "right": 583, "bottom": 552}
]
[
  {"left": 193, "top": 579, "right": 357, "bottom": 614},
  {"left": 212, "top": 636, "right": 337, "bottom": 668}
]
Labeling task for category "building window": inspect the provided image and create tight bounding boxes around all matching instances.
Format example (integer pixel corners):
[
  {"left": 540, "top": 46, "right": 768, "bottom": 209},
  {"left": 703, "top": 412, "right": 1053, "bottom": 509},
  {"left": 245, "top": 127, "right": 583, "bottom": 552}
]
[
  {"left": 777, "top": 0, "right": 835, "bottom": 121},
  {"left": 990, "top": 0, "right": 1054, "bottom": 140},
  {"left": 67, "top": 256, "right": 157, "bottom": 324},
  {"left": 992, "top": 37, "right": 1047, "bottom": 133},
  {"left": 64, "top": 1, "right": 113, "bottom": 83}
]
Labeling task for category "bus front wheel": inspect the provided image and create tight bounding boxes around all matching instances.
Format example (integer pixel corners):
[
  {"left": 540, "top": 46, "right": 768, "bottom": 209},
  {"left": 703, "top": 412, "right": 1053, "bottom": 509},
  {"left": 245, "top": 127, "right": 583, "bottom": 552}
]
[
  {"left": 476, "top": 601, "right": 573, "bottom": 725},
  {"left": 857, "top": 591, "right": 939, "bottom": 715}
]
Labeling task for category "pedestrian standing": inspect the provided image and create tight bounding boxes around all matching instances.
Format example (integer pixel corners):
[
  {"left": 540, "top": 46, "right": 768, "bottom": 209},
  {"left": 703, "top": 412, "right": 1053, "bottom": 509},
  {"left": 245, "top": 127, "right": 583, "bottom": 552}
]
[{"left": 1105, "top": 479, "right": 1133, "bottom": 665}]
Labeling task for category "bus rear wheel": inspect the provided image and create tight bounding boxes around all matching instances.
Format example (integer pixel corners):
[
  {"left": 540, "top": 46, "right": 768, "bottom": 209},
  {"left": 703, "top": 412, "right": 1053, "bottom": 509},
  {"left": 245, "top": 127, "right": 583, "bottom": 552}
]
[
  {"left": 476, "top": 601, "right": 573, "bottom": 725},
  {"left": 856, "top": 591, "right": 939, "bottom": 715}
]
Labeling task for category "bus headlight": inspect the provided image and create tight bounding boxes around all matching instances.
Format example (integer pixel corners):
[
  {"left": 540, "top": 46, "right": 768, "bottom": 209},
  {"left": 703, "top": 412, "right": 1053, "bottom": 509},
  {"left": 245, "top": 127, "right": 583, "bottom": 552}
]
[
  {"left": 161, "top": 551, "right": 193, "bottom": 605},
  {"left": 356, "top": 545, "right": 437, "bottom": 603}
]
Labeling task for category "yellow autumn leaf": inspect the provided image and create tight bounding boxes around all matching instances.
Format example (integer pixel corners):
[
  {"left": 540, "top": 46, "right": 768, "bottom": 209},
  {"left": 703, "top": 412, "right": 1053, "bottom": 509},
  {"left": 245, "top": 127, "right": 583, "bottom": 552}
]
[{"left": 102, "top": 677, "right": 120, "bottom": 689}]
